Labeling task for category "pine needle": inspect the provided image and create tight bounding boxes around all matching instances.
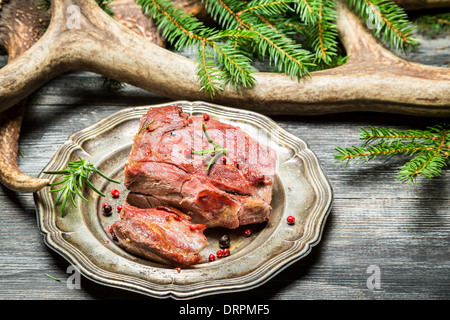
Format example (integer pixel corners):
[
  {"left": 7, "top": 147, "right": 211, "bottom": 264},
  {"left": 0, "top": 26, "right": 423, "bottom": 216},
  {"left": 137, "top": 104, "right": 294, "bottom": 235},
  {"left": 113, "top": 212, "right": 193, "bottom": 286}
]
[
  {"left": 335, "top": 124, "right": 450, "bottom": 183},
  {"left": 135, "top": 0, "right": 424, "bottom": 95}
]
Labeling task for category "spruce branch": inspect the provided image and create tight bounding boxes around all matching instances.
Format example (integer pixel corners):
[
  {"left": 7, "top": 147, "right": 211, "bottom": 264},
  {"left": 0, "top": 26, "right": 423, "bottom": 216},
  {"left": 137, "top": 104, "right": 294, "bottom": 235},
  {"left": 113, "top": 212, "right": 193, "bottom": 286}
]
[
  {"left": 204, "top": 0, "right": 314, "bottom": 79},
  {"left": 135, "top": 0, "right": 422, "bottom": 95},
  {"left": 292, "top": 0, "right": 320, "bottom": 24},
  {"left": 415, "top": 12, "right": 450, "bottom": 38},
  {"left": 335, "top": 124, "right": 450, "bottom": 183},
  {"left": 137, "top": 0, "right": 256, "bottom": 98},
  {"left": 304, "top": 0, "right": 339, "bottom": 63},
  {"left": 346, "top": 0, "right": 419, "bottom": 52}
]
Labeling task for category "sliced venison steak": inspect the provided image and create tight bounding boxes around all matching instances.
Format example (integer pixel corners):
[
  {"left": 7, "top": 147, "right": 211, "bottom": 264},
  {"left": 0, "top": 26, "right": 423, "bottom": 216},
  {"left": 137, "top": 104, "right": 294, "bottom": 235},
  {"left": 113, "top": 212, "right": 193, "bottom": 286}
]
[
  {"left": 112, "top": 205, "right": 208, "bottom": 267},
  {"left": 124, "top": 106, "right": 276, "bottom": 229}
]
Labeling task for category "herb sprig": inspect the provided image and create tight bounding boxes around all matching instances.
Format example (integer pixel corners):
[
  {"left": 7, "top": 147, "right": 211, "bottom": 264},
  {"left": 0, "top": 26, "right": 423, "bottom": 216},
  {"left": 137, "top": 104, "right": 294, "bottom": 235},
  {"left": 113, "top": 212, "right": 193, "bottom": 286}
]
[
  {"left": 138, "top": 118, "right": 154, "bottom": 133},
  {"left": 192, "top": 123, "right": 228, "bottom": 171},
  {"left": 44, "top": 157, "right": 120, "bottom": 216}
]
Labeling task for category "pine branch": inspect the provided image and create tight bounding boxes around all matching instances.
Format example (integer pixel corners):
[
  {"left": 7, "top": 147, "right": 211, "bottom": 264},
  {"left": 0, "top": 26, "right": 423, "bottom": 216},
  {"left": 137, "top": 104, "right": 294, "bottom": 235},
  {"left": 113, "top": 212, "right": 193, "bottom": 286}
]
[
  {"left": 303, "top": 0, "right": 339, "bottom": 63},
  {"left": 398, "top": 153, "right": 448, "bottom": 183},
  {"left": 291, "top": 0, "right": 320, "bottom": 23},
  {"left": 204, "top": 0, "right": 314, "bottom": 79},
  {"left": 137, "top": 0, "right": 256, "bottom": 97},
  {"left": 346, "top": 0, "right": 419, "bottom": 52},
  {"left": 335, "top": 124, "right": 450, "bottom": 183},
  {"left": 135, "top": 0, "right": 425, "bottom": 96},
  {"left": 359, "top": 126, "right": 445, "bottom": 145},
  {"left": 415, "top": 12, "right": 450, "bottom": 38}
]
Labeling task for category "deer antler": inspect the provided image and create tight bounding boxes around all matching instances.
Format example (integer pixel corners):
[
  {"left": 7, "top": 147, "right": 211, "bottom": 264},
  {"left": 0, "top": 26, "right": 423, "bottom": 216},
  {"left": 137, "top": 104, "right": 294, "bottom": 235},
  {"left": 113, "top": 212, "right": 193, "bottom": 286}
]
[
  {"left": 0, "top": 0, "right": 50, "bottom": 192},
  {"left": 0, "top": 0, "right": 449, "bottom": 117},
  {"left": 0, "top": 0, "right": 165, "bottom": 192},
  {"left": 0, "top": 0, "right": 449, "bottom": 193}
]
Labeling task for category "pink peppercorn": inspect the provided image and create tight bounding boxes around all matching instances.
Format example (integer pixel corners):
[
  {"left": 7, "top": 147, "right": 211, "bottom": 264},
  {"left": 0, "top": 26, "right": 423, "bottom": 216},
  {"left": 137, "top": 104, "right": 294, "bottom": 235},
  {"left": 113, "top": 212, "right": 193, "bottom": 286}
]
[
  {"left": 111, "top": 189, "right": 119, "bottom": 198},
  {"left": 287, "top": 215, "right": 295, "bottom": 225},
  {"left": 222, "top": 248, "right": 230, "bottom": 257}
]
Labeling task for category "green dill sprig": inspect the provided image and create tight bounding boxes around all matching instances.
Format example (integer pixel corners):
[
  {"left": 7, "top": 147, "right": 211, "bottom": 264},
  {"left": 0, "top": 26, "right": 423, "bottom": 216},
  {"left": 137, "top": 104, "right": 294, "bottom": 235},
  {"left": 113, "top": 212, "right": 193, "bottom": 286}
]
[
  {"left": 44, "top": 157, "right": 120, "bottom": 216},
  {"left": 335, "top": 124, "right": 450, "bottom": 184},
  {"left": 192, "top": 123, "right": 228, "bottom": 171}
]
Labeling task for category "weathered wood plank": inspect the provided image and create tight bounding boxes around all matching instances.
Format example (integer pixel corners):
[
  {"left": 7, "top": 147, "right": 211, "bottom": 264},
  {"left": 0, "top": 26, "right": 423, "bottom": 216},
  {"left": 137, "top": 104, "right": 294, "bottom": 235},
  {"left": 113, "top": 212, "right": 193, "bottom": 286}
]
[{"left": 0, "top": 32, "right": 449, "bottom": 300}]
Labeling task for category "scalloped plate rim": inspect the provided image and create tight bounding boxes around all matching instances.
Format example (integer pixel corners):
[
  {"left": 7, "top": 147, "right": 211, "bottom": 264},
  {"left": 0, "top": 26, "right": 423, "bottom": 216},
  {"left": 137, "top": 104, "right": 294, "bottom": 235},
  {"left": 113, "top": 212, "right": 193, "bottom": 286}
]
[{"left": 34, "top": 100, "right": 333, "bottom": 299}]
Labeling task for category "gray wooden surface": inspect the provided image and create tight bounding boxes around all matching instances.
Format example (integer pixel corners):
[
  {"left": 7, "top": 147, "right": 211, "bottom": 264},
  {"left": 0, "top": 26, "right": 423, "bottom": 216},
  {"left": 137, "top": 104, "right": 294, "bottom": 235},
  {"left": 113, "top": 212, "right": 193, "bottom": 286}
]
[{"left": 0, "top": 33, "right": 449, "bottom": 300}]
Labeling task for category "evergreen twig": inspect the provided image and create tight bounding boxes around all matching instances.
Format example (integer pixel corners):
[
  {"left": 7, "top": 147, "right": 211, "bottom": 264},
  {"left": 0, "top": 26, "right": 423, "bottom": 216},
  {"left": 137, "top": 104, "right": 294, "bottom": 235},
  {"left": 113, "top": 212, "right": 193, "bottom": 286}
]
[
  {"left": 335, "top": 124, "right": 450, "bottom": 183},
  {"left": 138, "top": 0, "right": 256, "bottom": 97},
  {"left": 415, "top": 12, "right": 450, "bottom": 38},
  {"left": 346, "top": 0, "right": 419, "bottom": 51},
  {"left": 44, "top": 158, "right": 120, "bottom": 216},
  {"left": 134, "top": 0, "right": 420, "bottom": 96}
]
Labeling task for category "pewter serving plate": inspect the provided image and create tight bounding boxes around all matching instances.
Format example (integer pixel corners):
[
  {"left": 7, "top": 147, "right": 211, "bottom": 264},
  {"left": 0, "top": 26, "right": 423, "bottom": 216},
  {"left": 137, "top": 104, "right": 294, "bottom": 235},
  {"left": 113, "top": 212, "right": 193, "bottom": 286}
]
[{"left": 34, "top": 101, "right": 333, "bottom": 299}]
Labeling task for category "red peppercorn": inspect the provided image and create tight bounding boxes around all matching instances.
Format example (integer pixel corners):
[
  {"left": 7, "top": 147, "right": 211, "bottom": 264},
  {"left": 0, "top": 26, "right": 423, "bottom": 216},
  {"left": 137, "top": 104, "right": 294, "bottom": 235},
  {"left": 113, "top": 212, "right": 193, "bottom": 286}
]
[
  {"left": 111, "top": 189, "right": 120, "bottom": 198},
  {"left": 203, "top": 113, "right": 210, "bottom": 121},
  {"left": 287, "top": 215, "right": 295, "bottom": 225},
  {"left": 108, "top": 225, "right": 113, "bottom": 233},
  {"left": 216, "top": 249, "right": 223, "bottom": 258},
  {"left": 244, "top": 229, "right": 251, "bottom": 237},
  {"left": 117, "top": 205, "right": 123, "bottom": 212},
  {"left": 221, "top": 157, "right": 227, "bottom": 165},
  {"left": 102, "top": 202, "right": 109, "bottom": 208},
  {"left": 222, "top": 248, "right": 230, "bottom": 257},
  {"left": 184, "top": 148, "right": 193, "bottom": 158},
  {"left": 208, "top": 254, "right": 216, "bottom": 262}
]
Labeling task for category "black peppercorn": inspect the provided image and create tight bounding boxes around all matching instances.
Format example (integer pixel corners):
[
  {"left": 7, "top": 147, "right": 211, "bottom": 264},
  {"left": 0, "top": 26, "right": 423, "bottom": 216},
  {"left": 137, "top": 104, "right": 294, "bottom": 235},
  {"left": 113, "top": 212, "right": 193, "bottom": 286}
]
[
  {"left": 219, "top": 234, "right": 230, "bottom": 248},
  {"left": 103, "top": 204, "right": 112, "bottom": 216}
]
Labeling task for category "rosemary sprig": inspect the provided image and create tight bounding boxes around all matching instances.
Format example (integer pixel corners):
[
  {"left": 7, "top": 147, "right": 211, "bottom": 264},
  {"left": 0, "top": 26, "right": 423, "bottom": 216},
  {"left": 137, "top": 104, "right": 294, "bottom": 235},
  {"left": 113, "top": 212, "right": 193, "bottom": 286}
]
[
  {"left": 138, "top": 118, "right": 154, "bottom": 133},
  {"left": 45, "top": 274, "right": 61, "bottom": 282},
  {"left": 192, "top": 123, "right": 228, "bottom": 171},
  {"left": 44, "top": 157, "right": 120, "bottom": 216}
]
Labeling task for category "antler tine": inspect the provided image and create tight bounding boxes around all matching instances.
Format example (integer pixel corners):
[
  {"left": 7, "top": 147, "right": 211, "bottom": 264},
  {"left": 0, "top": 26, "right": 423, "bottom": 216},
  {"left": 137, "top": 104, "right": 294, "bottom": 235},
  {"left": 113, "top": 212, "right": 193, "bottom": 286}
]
[
  {"left": 0, "top": 0, "right": 204, "bottom": 114},
  {"left": 0, "top": 0, "right": 449, "bottom": 117},
  {"left": 0, "top": 0, "right": 164, "bottom": 193},
  {"left": 0, "top": 0, "right": 50, "bottom": 192}
]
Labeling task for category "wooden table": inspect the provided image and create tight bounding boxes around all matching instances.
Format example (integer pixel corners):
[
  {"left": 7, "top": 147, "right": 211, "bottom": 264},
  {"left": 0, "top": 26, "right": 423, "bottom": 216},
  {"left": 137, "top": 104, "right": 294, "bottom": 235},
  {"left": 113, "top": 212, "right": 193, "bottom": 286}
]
[{"left": 0, "top": 34, "right": 448, "bottom": 301}]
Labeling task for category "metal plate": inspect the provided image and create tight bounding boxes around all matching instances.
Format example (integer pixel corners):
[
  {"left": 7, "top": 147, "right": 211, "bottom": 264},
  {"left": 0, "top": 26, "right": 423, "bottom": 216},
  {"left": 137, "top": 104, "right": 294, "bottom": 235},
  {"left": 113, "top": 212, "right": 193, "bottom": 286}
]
[{"left": 34, "top": 100, "right": 333, "bottom": 299}]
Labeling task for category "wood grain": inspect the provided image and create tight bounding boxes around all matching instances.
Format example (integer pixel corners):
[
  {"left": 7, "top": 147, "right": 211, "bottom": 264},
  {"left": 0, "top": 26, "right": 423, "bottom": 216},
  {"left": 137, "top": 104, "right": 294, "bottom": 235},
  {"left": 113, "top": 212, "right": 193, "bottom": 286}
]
[
  {"left": 0, "top": 0, "right": 449, "bottom": 117},
  {"left": 0, "top": 33, "right": 449, "bottom": 300}
]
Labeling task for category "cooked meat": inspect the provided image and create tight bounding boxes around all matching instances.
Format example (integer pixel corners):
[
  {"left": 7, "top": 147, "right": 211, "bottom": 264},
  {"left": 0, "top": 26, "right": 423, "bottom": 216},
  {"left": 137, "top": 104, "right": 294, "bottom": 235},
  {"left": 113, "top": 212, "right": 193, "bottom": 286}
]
[
  {"left": 124, "top": 106, "right": 276, "bottom": 229},
  {"left": 112, "top": 205, "right": 208, "bottom": 267}
]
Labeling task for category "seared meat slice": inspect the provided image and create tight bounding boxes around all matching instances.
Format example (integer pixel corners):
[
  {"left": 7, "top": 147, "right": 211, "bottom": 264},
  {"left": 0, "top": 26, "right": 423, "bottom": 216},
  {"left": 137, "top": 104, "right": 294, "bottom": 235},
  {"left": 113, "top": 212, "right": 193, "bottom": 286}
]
[
  {"left": 124, "top": 106, "right": 276, "bottom": 229},
  {"left": 112, "top": 205, "right": 208, "bottom": 267}
]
